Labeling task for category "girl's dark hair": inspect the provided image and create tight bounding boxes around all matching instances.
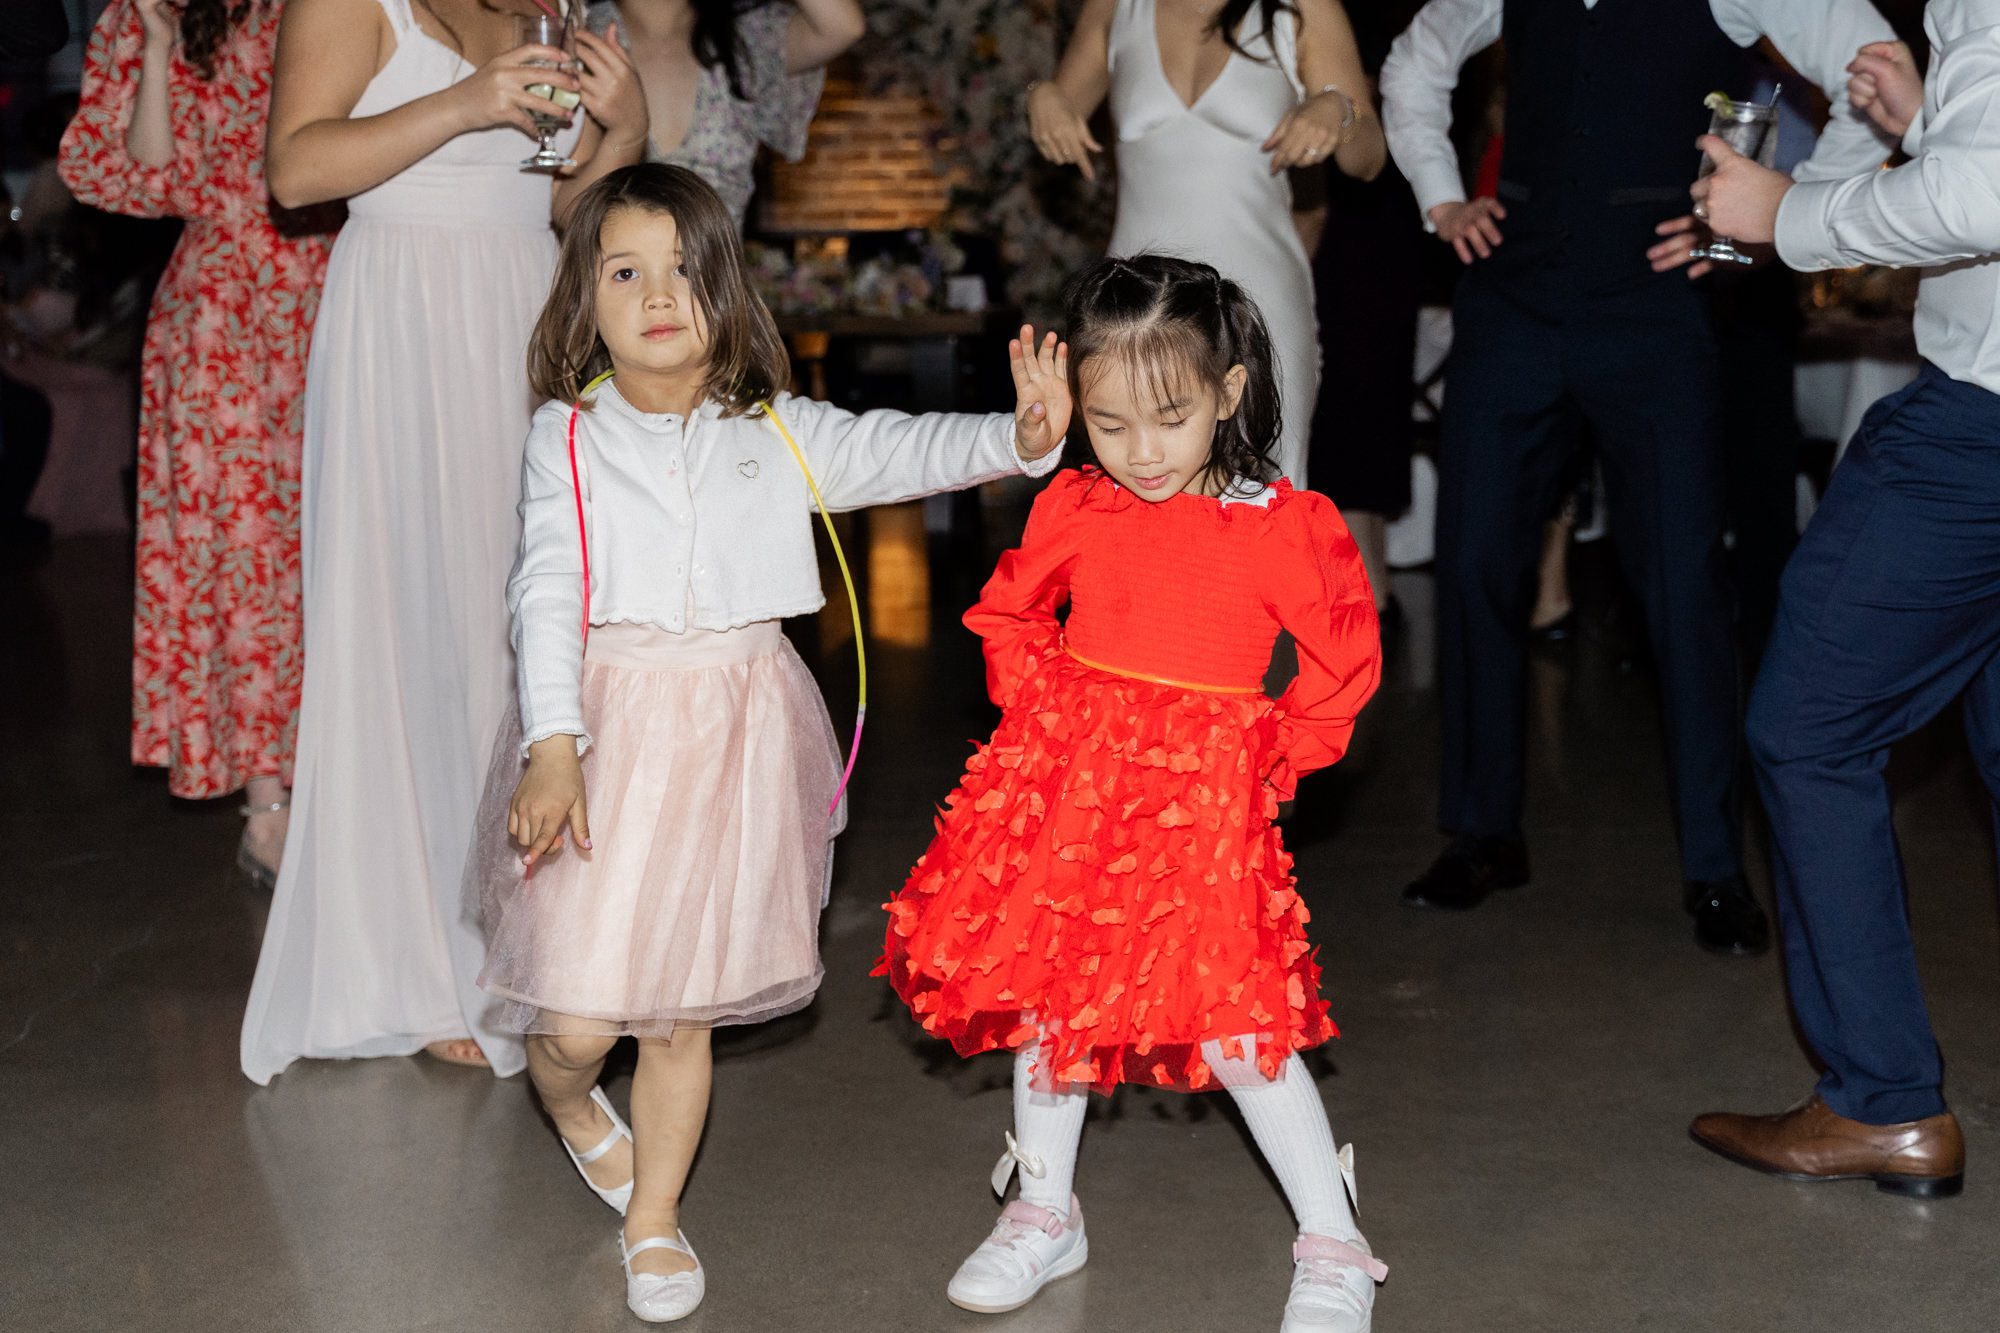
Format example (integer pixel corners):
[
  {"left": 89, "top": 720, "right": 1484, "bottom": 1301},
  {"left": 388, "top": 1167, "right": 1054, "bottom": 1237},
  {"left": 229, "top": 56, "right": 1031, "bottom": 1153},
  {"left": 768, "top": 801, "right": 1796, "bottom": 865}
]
[
  {"left": 180, "top": 0, "right": 267, "bottom": 80},
  {"left": 1209, "top": 0, "right": 1301, "bottom": 65},
  {"left": 1061, "top": 254, "right": 1282, "bottom": 495},
  {"left": 528, "top": 163, "right": 790, "bottom": 412}
]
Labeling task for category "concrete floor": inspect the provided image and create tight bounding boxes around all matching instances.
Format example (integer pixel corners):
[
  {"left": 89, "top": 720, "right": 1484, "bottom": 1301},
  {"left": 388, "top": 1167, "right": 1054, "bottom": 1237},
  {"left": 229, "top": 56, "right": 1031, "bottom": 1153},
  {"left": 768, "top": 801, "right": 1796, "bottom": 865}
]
[{"left": 5, "top": 527, "right": 1998, "bottom": 1333}]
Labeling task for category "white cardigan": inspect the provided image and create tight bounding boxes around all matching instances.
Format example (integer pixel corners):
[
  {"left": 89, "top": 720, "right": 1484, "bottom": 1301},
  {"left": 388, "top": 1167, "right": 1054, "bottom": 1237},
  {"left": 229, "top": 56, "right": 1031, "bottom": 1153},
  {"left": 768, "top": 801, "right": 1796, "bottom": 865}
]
[{"left": 508, "top": 381, "right": 1060, "bottom": 753}]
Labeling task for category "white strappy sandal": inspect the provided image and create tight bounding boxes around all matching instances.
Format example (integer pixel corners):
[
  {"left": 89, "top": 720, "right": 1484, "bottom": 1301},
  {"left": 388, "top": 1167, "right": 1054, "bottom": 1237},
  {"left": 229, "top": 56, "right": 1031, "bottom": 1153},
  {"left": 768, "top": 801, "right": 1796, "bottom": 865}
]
[
  {"left": 620, "top": 1231, "right": 705, "bottom": 1323},
  {"left": 560, "top": 1086, "right": 634, "bottom": 1214}
]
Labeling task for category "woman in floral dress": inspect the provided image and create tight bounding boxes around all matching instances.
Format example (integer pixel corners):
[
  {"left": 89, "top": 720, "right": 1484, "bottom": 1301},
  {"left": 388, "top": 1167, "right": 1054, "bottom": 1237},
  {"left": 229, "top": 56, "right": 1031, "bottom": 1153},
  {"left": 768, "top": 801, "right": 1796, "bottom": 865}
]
[
  {"left": 59, "top": 0, "right": 334, "bottom": 883},
  {"left": 588, "top": 0, "right": 864, "bottom": 231}
]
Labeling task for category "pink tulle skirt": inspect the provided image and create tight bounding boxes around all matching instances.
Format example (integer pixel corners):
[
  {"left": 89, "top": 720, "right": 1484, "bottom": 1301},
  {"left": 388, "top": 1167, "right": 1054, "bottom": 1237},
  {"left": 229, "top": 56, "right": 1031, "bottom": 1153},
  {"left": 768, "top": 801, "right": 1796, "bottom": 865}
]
[{"left": 468, "top": 621, "right": 844, "bottom": 1037}]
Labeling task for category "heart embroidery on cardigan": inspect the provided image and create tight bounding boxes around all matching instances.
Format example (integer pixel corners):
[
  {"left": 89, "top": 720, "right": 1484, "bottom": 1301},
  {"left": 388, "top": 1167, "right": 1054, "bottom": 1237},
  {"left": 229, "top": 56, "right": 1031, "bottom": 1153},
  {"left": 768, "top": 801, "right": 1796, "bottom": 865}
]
[{"left": 738, "top": 460, "right": 760, "bottom": 479}]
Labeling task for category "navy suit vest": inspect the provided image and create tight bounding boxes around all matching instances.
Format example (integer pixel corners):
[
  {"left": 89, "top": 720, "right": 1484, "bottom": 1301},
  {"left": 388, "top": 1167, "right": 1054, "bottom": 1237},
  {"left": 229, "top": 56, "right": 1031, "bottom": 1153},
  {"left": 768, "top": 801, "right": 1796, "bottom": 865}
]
[{"left": 1492, "top": 0, "right": 1752, "bottom": 293}]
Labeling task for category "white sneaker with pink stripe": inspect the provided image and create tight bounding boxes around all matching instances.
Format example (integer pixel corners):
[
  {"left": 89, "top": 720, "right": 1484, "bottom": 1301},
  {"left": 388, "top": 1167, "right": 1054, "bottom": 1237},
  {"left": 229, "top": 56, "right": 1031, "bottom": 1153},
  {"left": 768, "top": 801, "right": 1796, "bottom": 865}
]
[{"left": 945, "top": 1196, "right": 1089, "bottom": 1314}]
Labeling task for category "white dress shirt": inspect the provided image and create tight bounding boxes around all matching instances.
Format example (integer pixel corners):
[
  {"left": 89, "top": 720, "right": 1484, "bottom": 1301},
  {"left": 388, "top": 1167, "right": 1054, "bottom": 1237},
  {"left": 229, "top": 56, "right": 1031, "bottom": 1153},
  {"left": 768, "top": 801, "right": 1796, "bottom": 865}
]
[
  {"left": 1381, "top": 0, "right": 1900, "bottom": 226},
  {"left": 1776, "top": 1, "right": 2000, "bottom": 394},
  {"left": 510, "top": 382, "right": 1060, "bottom": 752}
]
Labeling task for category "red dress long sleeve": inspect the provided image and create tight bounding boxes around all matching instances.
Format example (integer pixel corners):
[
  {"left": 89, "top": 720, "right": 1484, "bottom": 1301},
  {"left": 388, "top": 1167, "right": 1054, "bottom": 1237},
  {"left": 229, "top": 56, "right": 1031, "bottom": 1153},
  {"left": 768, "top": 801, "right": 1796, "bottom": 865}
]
[
  {"left": 962, "top": 470, "right": 1083, "bottom": 709},
  {"left": 1264, "top": 490, "right": 1384, "bottom": 798},
  {"left": 57, "top": 3, "right": 334, "bottom": 798},
  {"left": 880, "top": 469, "right": 1383, "bottom": 1093}
]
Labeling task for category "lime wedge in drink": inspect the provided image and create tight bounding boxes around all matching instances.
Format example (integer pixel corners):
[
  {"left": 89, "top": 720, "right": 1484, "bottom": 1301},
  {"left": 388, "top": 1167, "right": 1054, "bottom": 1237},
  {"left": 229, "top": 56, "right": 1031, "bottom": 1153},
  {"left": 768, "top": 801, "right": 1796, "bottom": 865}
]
[
  {"left": 528, "top": 83, "right": 582, "bottom": 111},
  {"left": 1702, "top": 91, "right": 1734, "bottom": 117}
]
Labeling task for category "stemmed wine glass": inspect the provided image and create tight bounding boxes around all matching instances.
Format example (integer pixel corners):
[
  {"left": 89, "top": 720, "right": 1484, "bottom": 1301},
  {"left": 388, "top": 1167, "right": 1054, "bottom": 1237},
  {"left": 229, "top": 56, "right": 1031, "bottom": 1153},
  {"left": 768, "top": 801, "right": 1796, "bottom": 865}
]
[
  {"left": 517, "top": 10, "right": 579, "bottom": 171},
  {"left": 1691, "top": 91, "right": 1780, "bottom": 266}
]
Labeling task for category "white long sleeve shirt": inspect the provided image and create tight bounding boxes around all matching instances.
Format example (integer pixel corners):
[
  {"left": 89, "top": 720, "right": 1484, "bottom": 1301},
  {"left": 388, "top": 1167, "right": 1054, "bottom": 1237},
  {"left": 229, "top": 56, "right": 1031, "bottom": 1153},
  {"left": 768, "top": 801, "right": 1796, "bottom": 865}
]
[
  {"left": 1380, "top": 0, "right": 1900, "bottom": 227},
  {"left": 1776, "top": 1, "right": 2000, "bottom": 394},
  {"left": 509, "top": 382, "right": 1061, "bottom": 753}
]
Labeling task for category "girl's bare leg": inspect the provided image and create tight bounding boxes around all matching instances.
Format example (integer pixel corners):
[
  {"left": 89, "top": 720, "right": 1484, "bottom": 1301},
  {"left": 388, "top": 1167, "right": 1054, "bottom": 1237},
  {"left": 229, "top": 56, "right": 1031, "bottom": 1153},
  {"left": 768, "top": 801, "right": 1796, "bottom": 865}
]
[
  {"left": 624, "top": 1029, "right": 714, "bottom": 1277},
  {"left": 527, "top": 1031, "right": 633, "bottom": 1191}
]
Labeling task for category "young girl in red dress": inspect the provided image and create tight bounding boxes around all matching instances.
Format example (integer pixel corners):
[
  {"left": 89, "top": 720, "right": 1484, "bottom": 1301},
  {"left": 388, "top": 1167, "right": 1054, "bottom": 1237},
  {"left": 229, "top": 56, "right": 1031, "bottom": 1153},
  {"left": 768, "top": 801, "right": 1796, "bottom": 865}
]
[{"left": 879, "top": 254, "right": 1386, "bottom": 1333}]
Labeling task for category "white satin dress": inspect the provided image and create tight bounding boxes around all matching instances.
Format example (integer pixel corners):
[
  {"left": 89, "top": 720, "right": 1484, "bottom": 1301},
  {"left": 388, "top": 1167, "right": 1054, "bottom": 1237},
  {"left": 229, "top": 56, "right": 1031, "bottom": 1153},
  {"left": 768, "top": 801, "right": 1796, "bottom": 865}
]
[
  {"left": 240, "top": 0, "right": 581, "bottom": 1084},
  {"left": 1106, "top": 0, "right": 1320, "bottom": 485}
]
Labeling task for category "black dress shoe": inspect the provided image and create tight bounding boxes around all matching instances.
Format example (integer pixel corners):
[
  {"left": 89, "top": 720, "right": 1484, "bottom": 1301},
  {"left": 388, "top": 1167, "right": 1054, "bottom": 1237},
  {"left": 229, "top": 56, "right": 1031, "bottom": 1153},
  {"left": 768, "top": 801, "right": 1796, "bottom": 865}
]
[
  {"left": 1686, "top": 874, "right": 1770, "bottom": 955},
  {"left": 1402, "top": 834, "right": 1531, "bottom": 911}
]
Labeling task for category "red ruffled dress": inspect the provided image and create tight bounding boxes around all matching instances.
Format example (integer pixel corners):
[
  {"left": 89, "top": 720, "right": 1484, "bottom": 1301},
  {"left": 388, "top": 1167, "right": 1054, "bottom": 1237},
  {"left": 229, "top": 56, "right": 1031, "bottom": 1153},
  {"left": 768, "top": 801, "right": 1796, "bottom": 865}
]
[{"left": 878, "top": 468, "right": 1381, "bottom": 1092}]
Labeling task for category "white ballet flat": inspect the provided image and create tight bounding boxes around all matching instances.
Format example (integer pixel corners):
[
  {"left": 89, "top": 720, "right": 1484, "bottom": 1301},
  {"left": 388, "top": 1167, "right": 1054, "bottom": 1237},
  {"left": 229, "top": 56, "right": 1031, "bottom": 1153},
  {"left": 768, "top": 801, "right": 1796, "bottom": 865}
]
[
  {"left": 620, "top": 1231, "right": 705, "bottom": 1323},
  {"left": 560, "top": 1086, "right": 633, "bottom": 1215}
]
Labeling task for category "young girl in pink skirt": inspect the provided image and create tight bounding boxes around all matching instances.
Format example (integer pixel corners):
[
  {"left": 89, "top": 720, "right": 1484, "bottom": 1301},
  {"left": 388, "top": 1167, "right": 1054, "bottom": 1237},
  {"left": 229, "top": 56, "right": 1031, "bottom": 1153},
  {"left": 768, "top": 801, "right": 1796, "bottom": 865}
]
[{"left": 463, "top": 163, "right": 1068, "bottom": 1323}]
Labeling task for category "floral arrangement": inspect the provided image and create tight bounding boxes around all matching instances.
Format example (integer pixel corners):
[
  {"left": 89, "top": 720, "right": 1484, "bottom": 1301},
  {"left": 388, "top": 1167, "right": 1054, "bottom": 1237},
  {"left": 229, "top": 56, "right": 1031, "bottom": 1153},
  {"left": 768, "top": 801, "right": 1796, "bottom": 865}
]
[
  {"left": 745, "top": 231, "right": 969, "bottom": 317},
  {"left": 856, "top": 0, "right": 1115, "bottom": 320}
]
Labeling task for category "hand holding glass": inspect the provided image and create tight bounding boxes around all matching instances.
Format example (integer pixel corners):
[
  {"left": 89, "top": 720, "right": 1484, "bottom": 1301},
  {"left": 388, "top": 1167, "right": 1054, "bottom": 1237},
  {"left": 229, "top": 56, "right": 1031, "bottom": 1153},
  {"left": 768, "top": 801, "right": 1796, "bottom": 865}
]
[
  {"left": 518, "top": 13, "right": 579, "bottom": 171},
  {"left": 1692, "top": 96, "right": 1778, "bottom": 266}
]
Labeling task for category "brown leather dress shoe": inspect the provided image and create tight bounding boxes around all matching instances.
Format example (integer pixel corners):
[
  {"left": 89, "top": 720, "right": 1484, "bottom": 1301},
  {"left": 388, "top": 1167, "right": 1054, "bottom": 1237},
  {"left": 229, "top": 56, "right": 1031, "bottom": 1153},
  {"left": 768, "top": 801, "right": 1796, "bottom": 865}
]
[{"left": 1690, "top": 1094, "right": 1964, "bottom": 1198}]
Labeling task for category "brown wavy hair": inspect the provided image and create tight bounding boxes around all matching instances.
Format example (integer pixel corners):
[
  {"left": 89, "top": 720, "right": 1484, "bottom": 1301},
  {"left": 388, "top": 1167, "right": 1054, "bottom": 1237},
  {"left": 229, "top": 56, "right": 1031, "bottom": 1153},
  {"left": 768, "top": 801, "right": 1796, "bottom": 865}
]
[
  {"left": 528, "top": 163, "right": 791, "bottom": 413},
  {"left": 181, "top": 0, "right": 268, "bottom": 80}
]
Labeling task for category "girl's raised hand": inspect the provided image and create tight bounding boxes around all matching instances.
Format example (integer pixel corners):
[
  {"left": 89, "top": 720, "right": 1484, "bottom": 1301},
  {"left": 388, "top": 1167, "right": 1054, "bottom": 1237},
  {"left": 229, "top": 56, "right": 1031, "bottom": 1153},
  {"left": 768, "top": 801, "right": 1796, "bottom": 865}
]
[
  {"left": 1009, "top": 325, "right": 1072, "bottom": 461},
  {"left": 510, "top": 738, "right": 593, "bottom": 870}
]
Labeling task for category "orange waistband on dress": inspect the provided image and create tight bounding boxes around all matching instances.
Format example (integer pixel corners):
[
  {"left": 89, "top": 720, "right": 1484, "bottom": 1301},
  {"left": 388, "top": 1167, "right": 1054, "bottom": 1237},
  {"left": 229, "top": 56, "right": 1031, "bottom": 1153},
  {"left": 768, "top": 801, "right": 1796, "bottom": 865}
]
[{"left": 1061, "top": 637, "right": 1263, "bottom": 695}]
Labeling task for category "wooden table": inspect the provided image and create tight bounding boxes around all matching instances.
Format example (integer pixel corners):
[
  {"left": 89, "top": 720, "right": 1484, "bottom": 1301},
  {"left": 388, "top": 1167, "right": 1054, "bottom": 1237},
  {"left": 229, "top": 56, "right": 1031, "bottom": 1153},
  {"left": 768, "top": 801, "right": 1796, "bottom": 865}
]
[
  {"left": 776, "top": 309, "right": 1021, "bottom": 413},
  {"left": 774, "top": 309, "right": 1026, "bottom": 643}
]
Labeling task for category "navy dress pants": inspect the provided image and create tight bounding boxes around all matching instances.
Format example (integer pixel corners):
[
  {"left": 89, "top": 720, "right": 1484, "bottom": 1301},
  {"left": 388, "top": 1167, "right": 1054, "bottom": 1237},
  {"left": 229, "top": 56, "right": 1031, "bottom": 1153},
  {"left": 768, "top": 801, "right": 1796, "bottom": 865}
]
[
  {"left": 1437, "top": 266, "right": 1744, "bottom": 882},
  {"left": 1747, "top": 364, "right": 2000, "bottom": 1125}
]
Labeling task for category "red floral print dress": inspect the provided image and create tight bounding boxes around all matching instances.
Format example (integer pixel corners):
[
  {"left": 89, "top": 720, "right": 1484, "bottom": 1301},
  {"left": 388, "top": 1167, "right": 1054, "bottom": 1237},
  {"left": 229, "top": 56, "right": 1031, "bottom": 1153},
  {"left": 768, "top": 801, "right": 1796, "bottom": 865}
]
[
  {"left": 58, "top": 1, "right": 333, "bottom": 799},
  {"left": 879, "top": 468, "right": 1382, "bottom": 1093}
]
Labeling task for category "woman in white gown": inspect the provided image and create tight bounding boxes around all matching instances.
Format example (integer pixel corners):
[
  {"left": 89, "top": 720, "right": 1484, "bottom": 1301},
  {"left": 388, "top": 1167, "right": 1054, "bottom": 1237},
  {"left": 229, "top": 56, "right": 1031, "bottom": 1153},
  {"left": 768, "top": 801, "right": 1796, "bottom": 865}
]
[
  {"left": 240, "top": 0, "right": 647, "bottom": 1083},
  {"left": 1029, "top": 0, "right": 1383, "bottom": 486}
]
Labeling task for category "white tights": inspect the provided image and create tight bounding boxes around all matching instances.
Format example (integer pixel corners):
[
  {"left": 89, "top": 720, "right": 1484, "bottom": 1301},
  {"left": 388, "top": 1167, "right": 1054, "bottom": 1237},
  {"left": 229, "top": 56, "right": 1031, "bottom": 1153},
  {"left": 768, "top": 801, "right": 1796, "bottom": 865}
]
[{"left": 1005, "top": 1039, "right": 1359, "bottom": 1240}]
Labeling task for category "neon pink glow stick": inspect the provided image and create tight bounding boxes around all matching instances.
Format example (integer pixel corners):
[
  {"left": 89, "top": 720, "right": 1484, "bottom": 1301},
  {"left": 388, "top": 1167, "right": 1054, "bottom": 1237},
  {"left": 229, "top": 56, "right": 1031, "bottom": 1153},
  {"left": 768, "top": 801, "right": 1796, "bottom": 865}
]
[{"left": 829, "top": 707, "right": 865, "bottom": 815}]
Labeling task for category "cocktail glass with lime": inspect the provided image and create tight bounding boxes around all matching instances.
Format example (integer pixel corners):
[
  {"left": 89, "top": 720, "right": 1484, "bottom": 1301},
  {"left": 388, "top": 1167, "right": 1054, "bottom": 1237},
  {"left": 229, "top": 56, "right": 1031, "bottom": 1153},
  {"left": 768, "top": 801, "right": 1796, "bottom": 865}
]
[
  {"left": 518, "top": 11, "right": 579, "bottom": 170},
  {"left": 1691, "top": 90, "right": 1779, "bottom": 266}
]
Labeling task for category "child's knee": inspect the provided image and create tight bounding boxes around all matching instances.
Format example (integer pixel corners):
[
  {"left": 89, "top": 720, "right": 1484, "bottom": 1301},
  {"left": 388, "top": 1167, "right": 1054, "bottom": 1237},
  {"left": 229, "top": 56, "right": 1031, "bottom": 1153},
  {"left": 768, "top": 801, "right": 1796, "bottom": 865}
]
[{"left": 535, "top": 1031, "right": 618, "bottom": 1071}]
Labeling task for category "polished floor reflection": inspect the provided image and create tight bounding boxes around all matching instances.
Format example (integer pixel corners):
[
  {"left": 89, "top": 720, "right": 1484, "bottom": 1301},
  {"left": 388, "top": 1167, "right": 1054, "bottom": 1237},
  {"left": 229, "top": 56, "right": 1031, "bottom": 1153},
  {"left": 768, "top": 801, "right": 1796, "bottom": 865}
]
[{"left": 5, "top": 517, "right": 1999, "bottom": 1333}]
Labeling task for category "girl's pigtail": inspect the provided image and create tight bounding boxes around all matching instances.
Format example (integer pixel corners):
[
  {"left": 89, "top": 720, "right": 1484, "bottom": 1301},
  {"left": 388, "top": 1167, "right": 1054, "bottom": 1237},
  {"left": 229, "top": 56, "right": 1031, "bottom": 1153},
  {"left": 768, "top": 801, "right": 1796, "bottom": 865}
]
[{"left": 1212, "top": 277, "right": 1282, "bottom": 488}]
